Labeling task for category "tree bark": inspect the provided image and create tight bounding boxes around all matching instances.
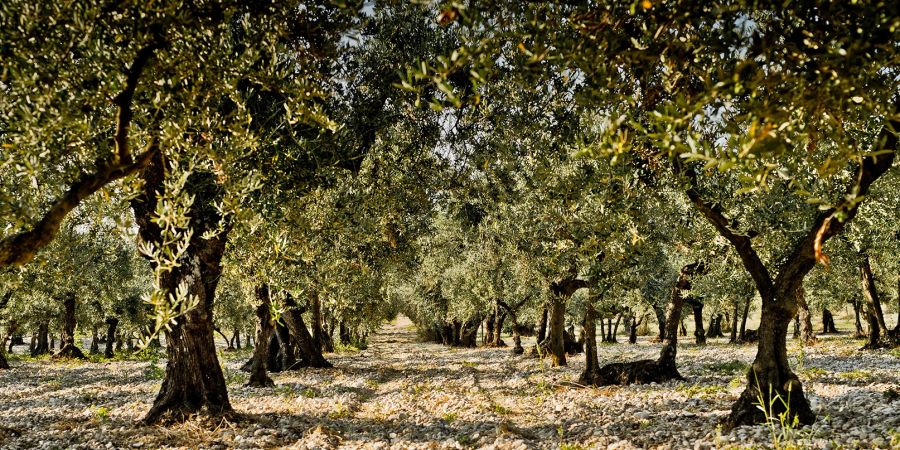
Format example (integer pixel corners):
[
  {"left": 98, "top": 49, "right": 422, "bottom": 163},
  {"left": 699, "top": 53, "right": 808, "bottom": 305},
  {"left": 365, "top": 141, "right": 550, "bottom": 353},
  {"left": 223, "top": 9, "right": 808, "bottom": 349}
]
[
  {"left": 54, "top": 293, "right": 86, "bottom": 359},
  {"left": 688, "top": 298, "right": 706, "bottom": 345},
  {"left": 491, "top": 301, "right": 506, "bottom": 347},
  {"left": 578, "top": 302, "right": 599, "bottom": 385},
  {"left": 739, "top": 295, "right": 752, "bottom": 342},
  {"left": 821, "top": 309, "right": 838, "bottom": 334},
  {"left": 536, "top": 304, "right": 548, "bottom": 344},
  {"left": 859, "top": 253, "right": 894, "bottom": 348},
  {"left": 89, "top": 324, "right": 100, "bottom": 354},
  {"left": 282, "top": 292, "right": 332, "bottom": 368},
  {"left": 796, "top": 287, "right": 817, "bottom": 344},
  {"left": 310, "top": 290, "right": 324, "bottom": 351},
  {"left": 652, "top": 306, "right": 666, "bottom": 342},
  {"left": 547, "top": 295, "right": 567, "bottom": 366},
  {"left": 103, "top": 318, "right": 118, "bottom": 358},
  {"left": 851, "top": 297, "right": 865, "bottom": 338},
  {"left": 132, "top": 154, "right": 232, "bottom": 424},
  {"left": 246, "top": 285, "right": 274, "bottom": 387}
]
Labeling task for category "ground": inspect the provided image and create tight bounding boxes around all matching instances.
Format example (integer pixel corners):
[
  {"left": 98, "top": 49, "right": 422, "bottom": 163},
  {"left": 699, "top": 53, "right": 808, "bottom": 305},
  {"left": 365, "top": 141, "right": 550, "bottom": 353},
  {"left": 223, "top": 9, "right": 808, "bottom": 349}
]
[{"left": 1, "top": 317, "right": 898, "bottom": 449}]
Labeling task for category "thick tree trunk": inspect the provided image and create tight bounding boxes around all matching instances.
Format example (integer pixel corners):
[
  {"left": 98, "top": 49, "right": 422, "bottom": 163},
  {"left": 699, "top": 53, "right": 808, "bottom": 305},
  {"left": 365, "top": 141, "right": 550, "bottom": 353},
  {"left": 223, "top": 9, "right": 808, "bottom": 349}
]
[
  {"left": 274, "top": 321, "right": 296, "bottom": 370},
  {"left": 859, "top": 253, "right": 894, "bottom": 348},
  {"left": 536, "top": 304, "right": 548, "bottom": 344},
  {"left": 547, "top": 296, "right": 567, "bottom": 366},
  {"left": 628, "top": 315, "right": 641, "bottom": 344},
  {"left": 246, "top": 285, "right": 274, "bottom": 387},
  {"left": 32, "top": 322, "right": 50, "bottom": 356},
  {"left": 104, "top": 318, "right": 118, "bottom": 358},
  {"left": 578, "top": 303, "right": 599, "bottom": 385},
  {"left": 54, "top": 293, "right": 85, "bottom": 359},
  {"left": 282, "top": 292, "right": 331, "bottom": 368},
  {"left": 822, "top": 309, "right": 838, "bottom": 334},
  {"left": 133, "top": 156, "right": 232, "bottom": 424},
  {"left": 689, "top": 298, "right": 706, "bottom": 345},
  {"left": 796, "top": 287, "right": 817, "bottom": 344}
]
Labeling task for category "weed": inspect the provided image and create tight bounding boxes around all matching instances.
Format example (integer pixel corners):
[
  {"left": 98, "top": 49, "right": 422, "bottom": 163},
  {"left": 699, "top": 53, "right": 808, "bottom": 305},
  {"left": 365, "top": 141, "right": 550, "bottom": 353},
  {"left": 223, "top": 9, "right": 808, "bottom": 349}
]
[
  {"left": 143, "top": 360, "right": 164, "bottom": 381},
  {"left": 799, "top": 367, "right": 826, "bottom": 380},
  {"left": 301, "top": 388, "right": 318, "bottom": 398},
  {"left": 840, "top": 369, "right": 873, "bottom": 382},
  {"left": 490, "top": 403, "right": 510, "bottom": 415},
  {"left": 676, "top": 383, "right": 727, "bottom": 399},
  {"left": 328, "top": 402, "right": 352, "bottom": 419},
  {"left": 275, "top": 385, "right": 297, "bottom": 398},
  {"left": 90, "top": 405, "right": 111, "bottom": 423},
  {"left": 442, "top": 411, "right": 458, "bottom": 423},
  {"left": 364, "top": 379, "right": 379, "bottom": 389},
  {"left": 461, "top": 360, "right": 478, "bottom": 368},
  {"left": 705, "top": 360, "right": 749, "bottom": 375}
]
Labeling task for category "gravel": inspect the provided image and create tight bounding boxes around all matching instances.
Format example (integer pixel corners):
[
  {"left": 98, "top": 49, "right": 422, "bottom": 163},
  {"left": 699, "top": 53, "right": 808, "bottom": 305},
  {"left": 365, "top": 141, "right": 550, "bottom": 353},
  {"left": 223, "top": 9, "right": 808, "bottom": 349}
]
[{"left": 0, "top": 321, "right": 897, "bottom": 449}]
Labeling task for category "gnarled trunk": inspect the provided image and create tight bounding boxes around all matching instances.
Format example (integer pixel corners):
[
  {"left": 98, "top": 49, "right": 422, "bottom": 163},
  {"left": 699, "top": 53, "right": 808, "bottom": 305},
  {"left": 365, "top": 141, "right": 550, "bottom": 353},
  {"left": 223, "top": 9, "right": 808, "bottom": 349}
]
[
  {"left": 652, "top": 306, "right": 666, "bottom": 342},
  {"left": 282, "top": 292, "right": 331, "bottom": 368},
  {"left": 547, "top": 295, "right": 567, "bottom": 366},
  {"left": 246, "top": 285, "right": 274, "bottom": 387},
  {"left": 54, "top": 293, "right": 85, "bottom": 359},
  {"left": 133, "top": 155, "right": 232, "bottom": 424},
  {"left": 103, "top": 318, "right": 118, "bottom": 358}
]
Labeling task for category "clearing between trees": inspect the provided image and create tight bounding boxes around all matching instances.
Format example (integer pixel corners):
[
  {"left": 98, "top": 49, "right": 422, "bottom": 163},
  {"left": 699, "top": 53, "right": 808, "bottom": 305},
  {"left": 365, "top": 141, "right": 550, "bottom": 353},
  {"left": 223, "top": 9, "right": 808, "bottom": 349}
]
[{"left": 1, "top": 316, "right": 898, "bottom": 450}]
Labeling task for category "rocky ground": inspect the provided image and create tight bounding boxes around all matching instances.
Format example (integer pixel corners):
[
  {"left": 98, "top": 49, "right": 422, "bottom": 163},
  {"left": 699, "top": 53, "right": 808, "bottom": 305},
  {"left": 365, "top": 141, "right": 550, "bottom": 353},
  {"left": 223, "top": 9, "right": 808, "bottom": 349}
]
[{"left": 0, "top": 319, "right": 898, "bottom": 449}]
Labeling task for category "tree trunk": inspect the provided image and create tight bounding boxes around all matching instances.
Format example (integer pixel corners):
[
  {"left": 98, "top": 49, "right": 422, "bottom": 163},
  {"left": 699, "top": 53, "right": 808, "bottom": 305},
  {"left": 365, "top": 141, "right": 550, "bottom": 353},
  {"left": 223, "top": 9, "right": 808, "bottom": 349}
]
[
  {"left": 274, "top": 321, "right": 296, "bottom": 370},
  {"left": 310, "top": 290, "right": 323, "bottom": 351},
  {"left": 628, "top": 315, "right": 641, "bottom": 344},
  {"left": 859, "top": 253, "right": 894, "bottom": 348},
  {"left": 652, "top": 306, "right": 666, "bottom": 342},
  {"left": 851, "top": 297, "right": 865, "bottom": 338},
  {"left": 796, "top": 287, "right": 816, "bottom": 344},
  {"left": 578, "top": 303, "right": 598, "bottom": 384},
  {"left": 339, "top": 320, "right": 351, "bottom": 346},
  {"left": 689, "top": 298, "right": 706, "bottom": 345},
  {"left": 821, "top": 308, "right": 838, "bottom": 334},
  {"left": 233, "top": 327, "right": 241, "bottom": 350},
  {"left": 547, "top": 295, "right": 567, "bottom": 366},
  {"left": 739, "top": 294, "right": 752, "bottom": 342},
  {"left": 103, "top": 318, "right": 118, "bottom": 358},
  {"left": 246, "top": 285, "right": 274, "bottom": 388},
  {"left": 89, "top": 324, "right": 100, "bottom": 354},
  {"left": 32, "top": 322, "right": 50, "bottom": 356},
  {"left": 132, "top": 155, "right": 232, "bottom": 424},
  {"left": 536, "top": 304, "right": 548, "bottom": 344},
  {"left": 282, "top": 292, "right": 332, "bottom": 368},
  {"left": 611, "top": 314, "right": 621, "bottom": 342},
  {"left": 491, "top": 302, "right": 506, "bottom": 347},
  {"left": 54, "top": 293, "right": 86, "bottom": 359}
]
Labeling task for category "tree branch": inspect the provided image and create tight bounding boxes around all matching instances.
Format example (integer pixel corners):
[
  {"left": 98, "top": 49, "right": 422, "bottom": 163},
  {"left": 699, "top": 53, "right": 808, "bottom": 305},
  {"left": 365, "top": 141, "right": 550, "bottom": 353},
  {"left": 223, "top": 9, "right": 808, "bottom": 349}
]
[
  {"left": 681, "top": 166, "right": 775, "bottom": 300},
  {"left": 112, "top": 33, "right": 165, "bottom": 166},
  {"left": 774, "top": 115, "right": 898, "bottom": 302},
  {"left": 0, "top": 140, "right": 159, "bottom": 267}
]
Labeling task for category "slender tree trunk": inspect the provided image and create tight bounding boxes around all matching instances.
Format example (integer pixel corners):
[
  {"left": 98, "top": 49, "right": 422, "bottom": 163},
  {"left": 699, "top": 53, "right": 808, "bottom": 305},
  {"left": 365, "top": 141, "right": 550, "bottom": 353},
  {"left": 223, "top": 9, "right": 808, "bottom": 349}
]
[
  {"left": 233, "top": 327, "right": 241, "bottom": 349},
  {"left": 851, "top": 297, "right": 865, "bottom": 338},
  {"left": 536, "top": 304, "right": 548, "bottom": 344},
  {"left": 339, "top": 320, "right": 351, "bottom": 345},
  {"left": 859, "top": 253, "right": 894, "bottom": 347},
  {"left": 246, "top": 285, "right": 274, "bottom": 387},
  {"left": 103, "top": 318, "right": 118, "bottom": 358},
  {"left": 282, "top": 292, "right": 331, "bottom": 368},
  {"left": 739, "top": 295, "right": 752, "bottom": 342},
  {"left": 55, "top": 293, "right": 86, "bottom": 359},
  {"left": 598, "top": 314, "right": 606, "bottom": 342},
  {"left": 132, "top": 155, "right": 232, "bottom": 424},
  {"left": 728, "top": 302, "right": 741, "bottom": 344},
  {"left": 628, "top": 315, "right": 640, "bottom": 344},
  {"left": 652, "top": 306, "right": 666, "bottom": 342},
  {"left": 796, "top": 287, "right": 816, "bottom": 344},
  {"left": 579, "top": 303, "right": 598, "bottom": 384}
]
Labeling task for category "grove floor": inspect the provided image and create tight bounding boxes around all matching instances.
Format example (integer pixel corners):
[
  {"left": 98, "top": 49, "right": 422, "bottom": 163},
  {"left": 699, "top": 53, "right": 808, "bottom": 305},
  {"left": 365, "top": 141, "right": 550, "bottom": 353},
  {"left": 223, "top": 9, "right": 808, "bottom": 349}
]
[{"left": 1, "top": 318, "right": 898, "bottom": 449}]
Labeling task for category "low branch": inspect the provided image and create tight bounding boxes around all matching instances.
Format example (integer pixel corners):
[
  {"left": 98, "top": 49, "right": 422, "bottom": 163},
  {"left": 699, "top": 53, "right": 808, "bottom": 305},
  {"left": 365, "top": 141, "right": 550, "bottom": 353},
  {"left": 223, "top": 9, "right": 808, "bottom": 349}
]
[{"left": 0, "top": 142, "right": 159, "bottom": 267}]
